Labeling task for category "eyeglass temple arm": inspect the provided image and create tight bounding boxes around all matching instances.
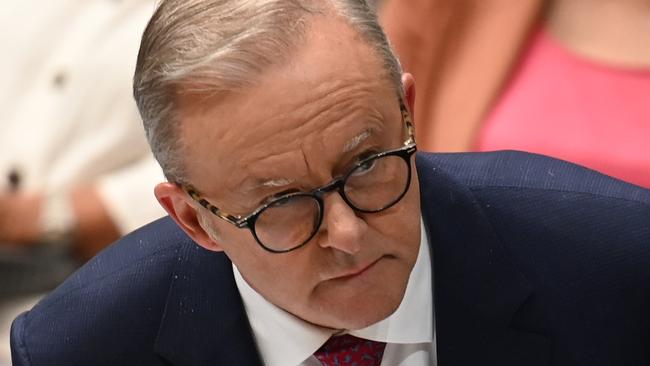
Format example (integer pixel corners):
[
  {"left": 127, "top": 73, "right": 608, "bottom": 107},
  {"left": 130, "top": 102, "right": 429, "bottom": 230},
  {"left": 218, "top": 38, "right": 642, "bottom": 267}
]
[{"left": 184, "top": 186, "right": 244, "bottom": 225}]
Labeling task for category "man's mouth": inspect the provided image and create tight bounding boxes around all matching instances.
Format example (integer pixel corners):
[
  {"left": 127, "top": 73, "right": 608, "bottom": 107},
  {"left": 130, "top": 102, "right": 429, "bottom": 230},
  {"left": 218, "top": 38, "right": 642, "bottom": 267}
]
[{"left": 331, "top": 257, "right": 383, "bottom": 281}]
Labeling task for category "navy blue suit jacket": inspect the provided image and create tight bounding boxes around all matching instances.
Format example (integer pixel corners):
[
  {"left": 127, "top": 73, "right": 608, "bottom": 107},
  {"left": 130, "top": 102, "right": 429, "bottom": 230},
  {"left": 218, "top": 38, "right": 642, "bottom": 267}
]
[{"left": 11, "top": 151, "right": 650, "bottom": 366}]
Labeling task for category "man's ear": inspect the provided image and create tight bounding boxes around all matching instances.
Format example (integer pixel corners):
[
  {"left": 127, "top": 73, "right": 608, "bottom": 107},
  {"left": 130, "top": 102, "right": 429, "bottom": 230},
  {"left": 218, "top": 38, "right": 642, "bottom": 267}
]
[
  {"left": 401, "top": 72, "right": 416, "bottom": 120},
  {"left": 154, "top": 182, "right": 223, "bottom": 252}
]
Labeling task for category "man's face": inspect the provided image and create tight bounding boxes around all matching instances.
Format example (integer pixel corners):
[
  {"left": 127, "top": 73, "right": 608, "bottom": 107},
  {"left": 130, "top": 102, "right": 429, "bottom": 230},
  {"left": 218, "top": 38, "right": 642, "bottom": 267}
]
[{"left": 174, "top": 16, "right": 421, "bottom": 330}]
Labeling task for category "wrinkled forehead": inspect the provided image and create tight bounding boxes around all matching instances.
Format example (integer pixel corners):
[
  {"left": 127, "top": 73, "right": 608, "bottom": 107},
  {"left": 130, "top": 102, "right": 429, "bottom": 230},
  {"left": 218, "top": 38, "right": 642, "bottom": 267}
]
[{"left": 175, "top": 16, "right": 401, "bottom": 198}]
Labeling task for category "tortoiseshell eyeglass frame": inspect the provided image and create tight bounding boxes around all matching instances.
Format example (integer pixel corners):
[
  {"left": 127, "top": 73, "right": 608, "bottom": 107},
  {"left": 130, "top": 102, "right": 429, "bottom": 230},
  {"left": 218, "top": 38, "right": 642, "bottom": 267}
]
[{"left": 182, "top": 97, "right": 416, "bottom": 252}]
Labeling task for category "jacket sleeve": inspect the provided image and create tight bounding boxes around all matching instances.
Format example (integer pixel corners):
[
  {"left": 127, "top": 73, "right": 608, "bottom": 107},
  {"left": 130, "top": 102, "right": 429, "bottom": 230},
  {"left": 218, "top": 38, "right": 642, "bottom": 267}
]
[{"left": 10, "top": 312, "right": 32, "bottom": 366}]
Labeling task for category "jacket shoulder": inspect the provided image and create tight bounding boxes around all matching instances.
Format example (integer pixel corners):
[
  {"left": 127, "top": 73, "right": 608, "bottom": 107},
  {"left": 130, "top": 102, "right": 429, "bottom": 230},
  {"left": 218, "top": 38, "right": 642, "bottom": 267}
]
[
  {"left": 418, "top": 151, "right": 650, "bottom": 362},
  {"left": 416, "top": 150, "right": 650, "bottom": 203},
  {"left": 10, "top": 217, "right": 202, "bottom": 365}
]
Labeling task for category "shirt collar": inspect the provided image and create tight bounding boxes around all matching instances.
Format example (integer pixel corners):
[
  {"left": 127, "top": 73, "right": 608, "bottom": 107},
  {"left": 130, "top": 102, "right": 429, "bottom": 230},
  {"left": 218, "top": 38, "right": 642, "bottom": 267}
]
[{"left": 233, "top": 217, "right": 433, "bottom": 366}]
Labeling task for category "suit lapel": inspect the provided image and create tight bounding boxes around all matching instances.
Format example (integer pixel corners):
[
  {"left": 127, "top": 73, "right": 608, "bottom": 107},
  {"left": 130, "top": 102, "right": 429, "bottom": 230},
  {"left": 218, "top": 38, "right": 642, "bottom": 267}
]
[
  {"left": 418, "top": 155, "right": 551, "bottom": 365},
  {"left": 154, "top": 241, "right": 263, "bottom": 366}
]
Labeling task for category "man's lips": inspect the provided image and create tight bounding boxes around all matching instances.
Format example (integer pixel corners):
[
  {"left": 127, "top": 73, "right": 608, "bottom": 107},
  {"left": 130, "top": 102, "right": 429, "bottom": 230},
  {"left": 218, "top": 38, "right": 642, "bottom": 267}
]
[{"left": 330, "top": 257, "right": 383, "bottom": 281}]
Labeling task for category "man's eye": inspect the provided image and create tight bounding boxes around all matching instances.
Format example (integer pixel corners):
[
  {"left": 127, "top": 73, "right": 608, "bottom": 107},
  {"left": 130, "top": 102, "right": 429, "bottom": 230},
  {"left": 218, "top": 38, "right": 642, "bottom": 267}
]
[{"left": 351, "top": 158, "right": 378, "bottom": 177}]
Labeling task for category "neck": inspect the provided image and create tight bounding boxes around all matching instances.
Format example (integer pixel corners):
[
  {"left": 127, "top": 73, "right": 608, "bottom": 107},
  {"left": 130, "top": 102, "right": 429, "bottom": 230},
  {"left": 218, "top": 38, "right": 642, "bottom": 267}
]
[{"left": 546, "top": 0, "right": 650, "bottom": 67}]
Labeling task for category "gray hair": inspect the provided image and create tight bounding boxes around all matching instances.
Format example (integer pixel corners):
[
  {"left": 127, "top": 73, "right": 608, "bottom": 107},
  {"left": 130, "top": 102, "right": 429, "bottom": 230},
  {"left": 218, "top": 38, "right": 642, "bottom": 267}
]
[{"left": 133, "top": 0, "right": 403, "bottom": 184}]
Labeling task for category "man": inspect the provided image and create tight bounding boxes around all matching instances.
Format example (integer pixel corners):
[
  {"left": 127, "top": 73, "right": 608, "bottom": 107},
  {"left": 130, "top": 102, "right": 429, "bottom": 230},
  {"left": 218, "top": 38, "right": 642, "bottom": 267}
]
[{"left": 10, "top": 0, "right": 650, "bottom": 365}]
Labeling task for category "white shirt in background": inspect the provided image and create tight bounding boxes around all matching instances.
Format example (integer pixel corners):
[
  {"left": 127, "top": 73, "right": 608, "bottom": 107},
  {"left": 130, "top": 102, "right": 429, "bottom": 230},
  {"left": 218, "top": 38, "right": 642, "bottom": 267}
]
[{"left": 0, "top": 0, "right": 164, "bottom": 234}]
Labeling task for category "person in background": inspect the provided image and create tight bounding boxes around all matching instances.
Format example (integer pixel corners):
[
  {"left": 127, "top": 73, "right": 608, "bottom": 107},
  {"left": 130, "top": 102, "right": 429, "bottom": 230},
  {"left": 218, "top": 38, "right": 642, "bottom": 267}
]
[
  {"left": 380, "top": 0, "right": 650, "bottom": 188},
  {"left": 0, "top": 1, "right": 165, "bottom": 364}
]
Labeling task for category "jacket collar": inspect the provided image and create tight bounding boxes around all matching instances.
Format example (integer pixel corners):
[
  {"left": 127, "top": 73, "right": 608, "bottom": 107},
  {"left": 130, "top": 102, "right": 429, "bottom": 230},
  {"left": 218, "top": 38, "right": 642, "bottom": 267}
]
[
  {"left": 154, "top": 240, "right": 263, "bottom": 366},
  {"left": 417, "top": 153, "right": 551, "bottom": 365}
]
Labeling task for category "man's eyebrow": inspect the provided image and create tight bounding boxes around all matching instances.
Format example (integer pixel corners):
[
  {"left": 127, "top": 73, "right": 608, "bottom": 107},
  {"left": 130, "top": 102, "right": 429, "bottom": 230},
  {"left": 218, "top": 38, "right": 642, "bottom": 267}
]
[
  {"left": 259, "top": 178, "right": 295, "bottom": 188},
  {"left": 342, "top": 128, "right": 373, "bottom": 153},
  {"left": 243, "top": 128, "right": 376, "bottom": 192},
  {"left": 240, "top": 177, "right": 295, "bottom": 194}
]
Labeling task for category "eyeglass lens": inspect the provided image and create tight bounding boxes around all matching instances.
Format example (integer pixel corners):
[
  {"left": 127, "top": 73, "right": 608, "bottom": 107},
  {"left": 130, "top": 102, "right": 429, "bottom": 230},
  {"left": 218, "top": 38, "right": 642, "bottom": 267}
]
[{"left": 252, "top": 153, "right": 410, "bottom": 251}]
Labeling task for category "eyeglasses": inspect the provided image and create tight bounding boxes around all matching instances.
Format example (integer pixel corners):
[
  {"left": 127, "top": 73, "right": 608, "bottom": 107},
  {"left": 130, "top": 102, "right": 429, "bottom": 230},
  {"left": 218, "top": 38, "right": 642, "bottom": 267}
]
[{"left": 184, "top": 99, "right": 416, "bottom": 253}]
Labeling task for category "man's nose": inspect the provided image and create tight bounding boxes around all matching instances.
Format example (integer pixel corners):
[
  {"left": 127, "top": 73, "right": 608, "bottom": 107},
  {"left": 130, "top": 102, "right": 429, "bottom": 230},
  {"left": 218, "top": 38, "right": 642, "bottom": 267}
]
[{"left": 316, "top": 193, "right": 367, "bottom": 254}]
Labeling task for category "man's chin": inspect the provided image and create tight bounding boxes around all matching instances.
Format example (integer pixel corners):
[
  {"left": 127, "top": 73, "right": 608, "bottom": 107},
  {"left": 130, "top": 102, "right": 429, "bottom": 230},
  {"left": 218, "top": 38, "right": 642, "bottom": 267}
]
[
  {"left": 284, "top": 256, "right": 413, "bottom": 330},
  {"left": 308, "top": 296, "right": 403, "bottom": 331},
  {"left": 306, "top": 280, "right": 408, "bottom": 330}
]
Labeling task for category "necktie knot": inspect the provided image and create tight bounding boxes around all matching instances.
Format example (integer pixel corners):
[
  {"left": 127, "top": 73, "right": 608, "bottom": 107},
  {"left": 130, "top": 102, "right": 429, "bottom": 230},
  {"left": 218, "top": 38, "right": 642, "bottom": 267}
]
[{"left": 314, "top": 334, "right": 386, "bottom": 366}]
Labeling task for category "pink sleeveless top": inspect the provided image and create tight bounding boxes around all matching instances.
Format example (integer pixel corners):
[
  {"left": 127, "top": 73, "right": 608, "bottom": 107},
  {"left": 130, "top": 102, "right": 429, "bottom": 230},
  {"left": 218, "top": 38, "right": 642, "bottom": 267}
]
[{"left": 477, "top": 29, "right": 650, "bottom": 188}]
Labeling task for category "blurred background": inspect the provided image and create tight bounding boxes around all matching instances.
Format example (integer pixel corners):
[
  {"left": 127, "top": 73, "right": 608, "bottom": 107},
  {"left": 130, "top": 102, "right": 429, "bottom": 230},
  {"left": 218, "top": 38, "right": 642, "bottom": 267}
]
[
  {"left": 0, "top": 1, "right": 165, "bottom": 364},
  {"left": 379, "top": 0, "right": 650, "bottom": 188},
  {"left": 1, "top": 0, "right": 649, "bottom": 364}
]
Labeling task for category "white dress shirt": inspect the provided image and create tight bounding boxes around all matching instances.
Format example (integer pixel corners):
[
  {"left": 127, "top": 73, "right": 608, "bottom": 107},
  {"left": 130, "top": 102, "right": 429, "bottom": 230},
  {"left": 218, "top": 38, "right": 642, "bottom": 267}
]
[
  {"left": 0, "top": 2, "right": 163, "bottom": 364},
  {"left": 234, "top": 218, "right": 437, "bottom": 366},
  {"left": 0, "top": 0, "right": 164, "bottom": 234}
]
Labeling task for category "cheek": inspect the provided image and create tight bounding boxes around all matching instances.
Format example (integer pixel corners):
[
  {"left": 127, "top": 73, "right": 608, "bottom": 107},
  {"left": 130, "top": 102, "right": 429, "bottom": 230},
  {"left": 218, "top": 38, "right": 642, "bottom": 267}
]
[
  {"left": 212, "top": 215, "right": 321, "bottom": 292},
  {"left": 398, "top": 169, "right": 422, "bottom": 234},
  {"left": 403, "top": 182, "right": 423, "bottom": 246},
  {"left": 358, "top": 181, "right": 421, "bottom": 279},
  {"left": 369, "top": 177, "right": 421, "bottom": 244},
  {"left": 224, "top": 237, "right": 319, "bottom": 301}
]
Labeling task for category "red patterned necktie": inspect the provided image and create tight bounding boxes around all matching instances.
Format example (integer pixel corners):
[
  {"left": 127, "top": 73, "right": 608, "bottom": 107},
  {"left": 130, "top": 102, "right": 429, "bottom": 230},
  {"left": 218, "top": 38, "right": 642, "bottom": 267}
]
[{"left": 314, "top": 334, "right": 387, "bottom": 366}]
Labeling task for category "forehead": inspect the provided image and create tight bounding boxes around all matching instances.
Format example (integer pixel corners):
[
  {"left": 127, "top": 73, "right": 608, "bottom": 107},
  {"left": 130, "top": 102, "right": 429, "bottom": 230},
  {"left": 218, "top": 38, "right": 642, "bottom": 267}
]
[{"left": 176, "top": 15, "right": 400, "bottom": 199}]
